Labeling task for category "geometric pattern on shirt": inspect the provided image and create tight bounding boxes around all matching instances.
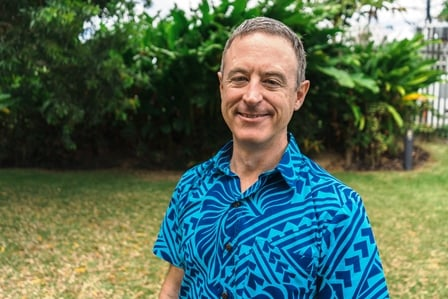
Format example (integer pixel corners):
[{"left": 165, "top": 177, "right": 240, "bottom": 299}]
[{"left": 153, "top": 134, "right": 389, "bottom": 299}]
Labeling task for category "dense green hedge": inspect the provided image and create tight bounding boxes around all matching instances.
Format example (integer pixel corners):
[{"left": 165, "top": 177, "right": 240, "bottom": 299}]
[{"left": 0, "top": 0, "right": 442, "bottom": 169}]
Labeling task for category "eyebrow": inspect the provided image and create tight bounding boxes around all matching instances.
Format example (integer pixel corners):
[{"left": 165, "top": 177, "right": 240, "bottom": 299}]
[{"left": 226, "top": 68, "right": 248, "bottom": 79}]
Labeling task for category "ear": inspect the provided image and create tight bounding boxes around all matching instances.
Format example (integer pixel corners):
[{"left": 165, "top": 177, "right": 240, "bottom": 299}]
[
  {"left": 294, "top": 80, "right": 310, "bottom": 111},
  {"left": 217, "top": 72, "right": 223, "bottom": 91}
]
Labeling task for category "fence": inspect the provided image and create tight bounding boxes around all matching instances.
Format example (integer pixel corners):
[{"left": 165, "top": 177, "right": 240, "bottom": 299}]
[{"left": 418, "top": 25, "right": 448, "bottom": 134}]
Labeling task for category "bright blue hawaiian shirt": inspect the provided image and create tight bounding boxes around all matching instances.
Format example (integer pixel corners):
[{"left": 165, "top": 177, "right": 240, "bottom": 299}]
[{"left": 153, "top": 133, "right": 389, "bottom": 298}]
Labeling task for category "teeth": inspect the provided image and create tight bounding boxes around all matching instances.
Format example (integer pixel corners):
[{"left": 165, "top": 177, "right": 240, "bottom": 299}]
[{"left": 241, "top": 113, "right": 263, "bottom": 118}]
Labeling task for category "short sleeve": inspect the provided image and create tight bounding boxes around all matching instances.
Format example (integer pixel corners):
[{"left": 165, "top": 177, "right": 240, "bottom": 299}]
[
  {"left": 153, "top": 185, "right": 184, "bottom": 269},
  {"left": 317, "top": 190, "right": 389, "bottom": 298}
]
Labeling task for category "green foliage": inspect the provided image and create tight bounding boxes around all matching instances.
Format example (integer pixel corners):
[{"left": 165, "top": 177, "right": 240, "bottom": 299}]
[
  {"left": 0, "top": 0, "right": 443, "bottom": 169},
  {"left": 438, "top": 0, "right": 448, "bottom": 21},
  {"left": 0, "top": 0, "right": 145, "bottom": 165},
  {"left": 333, "top": 36, "right": 443, "bottom": 168}
]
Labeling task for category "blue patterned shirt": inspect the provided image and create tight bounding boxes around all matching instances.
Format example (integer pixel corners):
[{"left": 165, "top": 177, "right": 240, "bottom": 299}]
[{"left": 153, "top": 134, "right": 389, "bottom": 298}]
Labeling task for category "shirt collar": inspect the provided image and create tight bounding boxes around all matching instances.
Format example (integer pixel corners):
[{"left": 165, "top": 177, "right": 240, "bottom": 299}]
[
  {"left": 214, "top": 140, "right": 234, "bottom": 176},
  {"left": 214, "top": 133, "right": 305, "bottom": 189},
  {"left": 275, "top": 133, "right": 305, "bottom": 189}
]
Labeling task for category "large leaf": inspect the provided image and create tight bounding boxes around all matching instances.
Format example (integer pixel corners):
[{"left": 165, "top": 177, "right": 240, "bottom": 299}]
[
  {"left": 351, "top": 73, "right": 379, "bottom": 93},
  {"left": 317, "top": 66, "right": 355, "bottom": 88},
  {"left": 385, "top": 103, "right": 404, "bottom": 128},
  {"left": 349, "top": 104, "right": 366, "bottom": 130}
]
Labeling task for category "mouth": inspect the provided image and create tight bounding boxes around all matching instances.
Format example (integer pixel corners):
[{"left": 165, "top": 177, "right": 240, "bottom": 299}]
[{"left": 238, "top": 112, "right": 269, "bottom": 119}]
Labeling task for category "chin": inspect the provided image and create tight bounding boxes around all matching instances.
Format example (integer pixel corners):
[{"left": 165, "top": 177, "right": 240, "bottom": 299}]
[
  {"left": 233, "top": 132, "right": 269, "bottom": 145},
  {"left": 232, "top": 128, "right": 288, "bottom": 147}
]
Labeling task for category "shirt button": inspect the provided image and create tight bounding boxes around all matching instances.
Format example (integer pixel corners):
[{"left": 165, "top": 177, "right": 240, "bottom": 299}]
[
  {"left": 231, "top": 201, "right": 241, "bottom": 208},
  {"left": 225, "top": 243, "right": 232, "bottom": 251},
  {"left": 221, "top": 292, "right": 229, "bottom": 299}
]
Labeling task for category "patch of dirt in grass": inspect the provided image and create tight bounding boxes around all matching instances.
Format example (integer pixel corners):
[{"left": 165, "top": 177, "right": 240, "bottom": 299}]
[{"left": 313, "top": 145, "right": 431, "bottom": 172}]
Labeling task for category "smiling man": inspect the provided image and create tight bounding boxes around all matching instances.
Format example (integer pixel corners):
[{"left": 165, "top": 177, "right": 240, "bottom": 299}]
[{"left": 153, "top": 17, "right": 389, "bottom": 298}]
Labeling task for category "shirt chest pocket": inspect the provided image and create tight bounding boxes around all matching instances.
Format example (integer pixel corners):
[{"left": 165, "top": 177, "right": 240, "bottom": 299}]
[{"left": 237, "top": 237, "right": 318, "bottom": 297}]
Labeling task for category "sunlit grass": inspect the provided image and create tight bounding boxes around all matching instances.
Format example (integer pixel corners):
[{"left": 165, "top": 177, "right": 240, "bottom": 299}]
[
  {"left": 0, "top": 140, "right": 447, "bottom": 298},
  {"left": 0, "top": 170, "right": 178, "bottom": 298}
]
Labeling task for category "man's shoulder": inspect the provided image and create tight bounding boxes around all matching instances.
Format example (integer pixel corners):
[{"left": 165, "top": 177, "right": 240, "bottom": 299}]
[
  {"left": 177, "top": 141, "right": 231, "bottom": 187},
  {"left": 175, "top": 155, "right": 219, "bottom": 191},
  {"left": 296, "top": 154, "right": 361, "bottom": 202}
]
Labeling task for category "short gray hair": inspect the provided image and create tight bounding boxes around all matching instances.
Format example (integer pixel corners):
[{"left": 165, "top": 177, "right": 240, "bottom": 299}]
[{"left": 220, "top": 16, "right": 307, "bottom": 86}]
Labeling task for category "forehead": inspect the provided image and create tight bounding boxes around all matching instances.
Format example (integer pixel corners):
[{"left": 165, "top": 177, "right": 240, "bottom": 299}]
[{"left": 223, "top": 32, "right": 297, "bottom": 72}]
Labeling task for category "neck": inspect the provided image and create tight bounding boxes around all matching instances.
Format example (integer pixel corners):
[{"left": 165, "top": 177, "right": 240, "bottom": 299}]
[{"left": 230, "top": 137, "right": 288, "bottom": 192}]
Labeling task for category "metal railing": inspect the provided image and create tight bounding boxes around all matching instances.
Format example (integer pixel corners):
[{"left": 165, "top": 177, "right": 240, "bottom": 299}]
[{"left": 418, "top": 25, "right": 448, "bottom": 134}]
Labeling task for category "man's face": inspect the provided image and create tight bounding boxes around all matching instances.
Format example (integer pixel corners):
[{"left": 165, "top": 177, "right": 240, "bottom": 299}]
[{"left": 218, "top": 32, "right": 309, "bottom": 149}]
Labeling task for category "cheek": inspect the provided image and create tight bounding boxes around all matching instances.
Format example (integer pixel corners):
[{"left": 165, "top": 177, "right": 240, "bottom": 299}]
[
  {"left": 220, "top": 92, "right": 233, "bottom": 115},
  {"left": 221, "top": 89, "right": 239, "bottom": 105}
]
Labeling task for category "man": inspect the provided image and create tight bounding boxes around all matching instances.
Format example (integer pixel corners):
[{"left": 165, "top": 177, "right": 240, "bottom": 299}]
[{"left": 153, "top": 16, "right": 389, "bottom": 298}]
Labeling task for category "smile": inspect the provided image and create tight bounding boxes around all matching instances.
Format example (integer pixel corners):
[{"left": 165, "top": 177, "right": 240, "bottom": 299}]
[{"left": 239, "top": 113, "right": 269, "bottom": 118}]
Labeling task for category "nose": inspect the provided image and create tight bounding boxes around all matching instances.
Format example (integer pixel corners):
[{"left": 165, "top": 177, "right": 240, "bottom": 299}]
[{"left": 242, "top": 79, "right": 262, "bottom": 105}]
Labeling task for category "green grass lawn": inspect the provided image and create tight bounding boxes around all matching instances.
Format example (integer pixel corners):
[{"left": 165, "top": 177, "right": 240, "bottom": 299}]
[{"left": 0, "top": 140, "right": 447, "bottom": 298}]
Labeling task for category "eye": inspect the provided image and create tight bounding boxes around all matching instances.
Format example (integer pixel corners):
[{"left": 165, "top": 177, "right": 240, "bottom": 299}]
[
  {"left": 229, "top": 75, "right": 248, "bottom": 86},
  {"left": 263, "top": 78, "right": 282, "bottom": 88},
  {"left": 265, "top": 79, "right": 279, "bottom": 85},
  {"left": 233, "top": 76, "right": 247, "bottom": 82}
]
